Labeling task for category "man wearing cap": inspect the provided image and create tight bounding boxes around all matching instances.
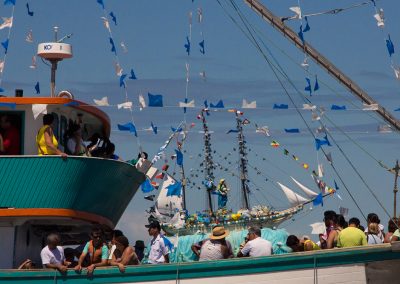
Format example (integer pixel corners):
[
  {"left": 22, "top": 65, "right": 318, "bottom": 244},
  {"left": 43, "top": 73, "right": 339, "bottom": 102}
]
[
  {"left": 146, "top": 221, "right": 170, "bottom": 264},
  {"left": 191, "top": 226, "right": 233, "bottom": 261},
  {"left": 237, "top": 227, "right": 272, "bottom": 257}
]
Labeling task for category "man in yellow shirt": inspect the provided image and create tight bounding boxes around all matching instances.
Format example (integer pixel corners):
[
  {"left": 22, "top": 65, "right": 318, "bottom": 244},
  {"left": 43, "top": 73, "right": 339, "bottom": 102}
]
[{"left": 337, "top": 217, "right": 367, "bottom": 248}]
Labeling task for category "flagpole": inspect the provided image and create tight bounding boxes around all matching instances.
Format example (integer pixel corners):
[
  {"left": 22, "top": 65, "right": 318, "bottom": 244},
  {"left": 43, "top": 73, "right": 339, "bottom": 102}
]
[{"left": 393, "top": 160, "right": 400, "bottom": 219}]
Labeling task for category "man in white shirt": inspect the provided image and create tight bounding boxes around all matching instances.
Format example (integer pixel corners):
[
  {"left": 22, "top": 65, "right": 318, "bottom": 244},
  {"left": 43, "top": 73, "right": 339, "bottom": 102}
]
[
  {"left": 146, "top": 221, "right": 170, "bottom": 264},
  {"left": 40, "top": 234, "right": 70, "bottom": 272},
  {"left": 237, "top": 227, "right": 272, "bottom": 257}
]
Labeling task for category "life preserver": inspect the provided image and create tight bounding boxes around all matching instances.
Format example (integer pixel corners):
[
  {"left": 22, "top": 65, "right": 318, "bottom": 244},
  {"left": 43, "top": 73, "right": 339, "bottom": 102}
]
[{"left": 58, "top": 90, "right": 74, "bottom": 99}]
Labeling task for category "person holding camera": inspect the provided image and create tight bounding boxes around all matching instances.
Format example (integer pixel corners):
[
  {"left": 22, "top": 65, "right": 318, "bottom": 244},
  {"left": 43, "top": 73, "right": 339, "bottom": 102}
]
[{"left": 237, "top": 227, "right": 272, "bottom": 257}]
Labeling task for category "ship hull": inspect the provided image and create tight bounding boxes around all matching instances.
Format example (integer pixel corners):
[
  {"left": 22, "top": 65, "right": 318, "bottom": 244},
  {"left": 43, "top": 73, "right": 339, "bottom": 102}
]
[
  {"left": 0, "top": 243, "right": 399, "bottom": 283},
  {"left": 0, "top": 156, "right": 146, "bottom": 227}
]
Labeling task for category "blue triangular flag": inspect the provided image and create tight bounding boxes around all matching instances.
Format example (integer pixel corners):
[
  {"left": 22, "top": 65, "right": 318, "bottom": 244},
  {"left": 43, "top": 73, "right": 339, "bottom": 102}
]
[
  {"left": 129, "top": 68, "right": 137, "bottom": 80},
  {"left": 148, "top": 93, "right": 163, "bottom": 107},
  {"left": 210, "top": 100, "right": 224, "bottom": 108},
  {"left": 395, "top": 108, "right": 400, "bottom": 111},
  {"left": 199, "top": 40, "right": 205, "bottom": 54},
  {"left": 204, "top": 100, "right": 208, "bottom": 108},
  {"left": 175, "top": 149, "right": 183, "bottom": 166},
  {"left": 305, "top": 77, "right": 312, "bottom": 95},
  {"left": 303, "top": 17, "right": 311, "bottom": 32},
  {"left": 119, "top": 74, "right": 127, "bottom": 88},
  {"left": 0, "top": 87, "right": 4, "bottom": 92},
  {"left": 151, "top": 122, "right": 158, "bottom": 134},
  {"left": 314, "top": 76, "right": 319, "bottom": 91},
  {"left": 26, "top": 3, "right": 34, "bottom": 16},
  {"left": 331, "top": 105, "right": 346, "bottom": 110},
  {"left": 4, "top": 0, "right": 16, "bottom": 5},
  {"left": 1, "top": 39, "right": 9, "bottom": 54},
  {"left": 109, "top": 12, "right": 117, "bottom": 25},
  {"left": 315, "top": 135, "right": 331, "bottom": 150},
  {"left": 166, "top": 181, "right": 182, "bottom": 197},
  {"left": 334, "top": 180, "right": 339, "bottom": 190},
  {"left": 226, "top": 129, "right": 239, "bottom": 134},
  {"left": 109, "top": 37, "right": 117, "bottom": 55},
  {"left": 97, "top": 0, "right": 105, "bottom": 9},
  {"left": 141, "top": 179, "right": 154, "bottom": 193},
  {"left": 284, "top": 128, "right": 300, "bottom": 133},
  {"left": 298, "top": 25, "right": 304, "bottom": 43},
  {"left": 312, "top": 192, "right": 324, "bottom": 206},
  {"left": 184, "top": 36, "right": 191, "bottom": 55},
  {"left": 118, "top": 122, "right": 137, "bottom": 137},
  {"left": 273, "top": 103, "right": 288, "bottom": 109},
  {"left": 171, "top": 127, "right": 183, "bottom": 132},
  {"left": 386, "top": 35, "right": 395, "bottom": 57},
  {"left": 0, "top": 102, "right": 16, "bottom": 109},
  {"left": 34, "top": 82, "right": 40, "bottom": 94}
]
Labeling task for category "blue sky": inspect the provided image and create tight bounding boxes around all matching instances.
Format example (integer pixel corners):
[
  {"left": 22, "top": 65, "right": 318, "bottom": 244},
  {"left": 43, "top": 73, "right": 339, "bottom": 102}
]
[{"left": 1, "top": 0, "right": 400, "bottom": 242}]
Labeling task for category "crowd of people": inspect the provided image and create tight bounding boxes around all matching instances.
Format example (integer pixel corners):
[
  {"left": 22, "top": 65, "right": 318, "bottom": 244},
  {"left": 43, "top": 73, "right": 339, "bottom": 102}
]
[{"left": 27, "top": 210, "right": 399, "bottom": 274}]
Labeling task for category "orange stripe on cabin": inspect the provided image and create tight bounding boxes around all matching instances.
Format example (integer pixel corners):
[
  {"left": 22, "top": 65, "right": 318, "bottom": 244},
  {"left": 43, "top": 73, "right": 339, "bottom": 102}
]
[{"left": 0, "top": 208, "right": 114, "bottom": 228}]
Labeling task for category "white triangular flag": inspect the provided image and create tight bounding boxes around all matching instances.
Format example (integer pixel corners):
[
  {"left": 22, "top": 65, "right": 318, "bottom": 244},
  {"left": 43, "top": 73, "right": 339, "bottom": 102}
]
[
  {"left": 374, "top": 9, "right": 385, "bottom": 28},
  {"left": 0, "top": 60, "right": 4, "bottom": 73},
  {"left": 242, "top": 99, "right": 257, "bottom": 109},
  {"left": 362, "top": 103, "right": 378, "bottom": 111},
  {"left": 114, "top": 62, "right": 123, "bottom": 77},
  {"left": 318, "top": 163, "right": 324, "bottom": 178},
  {"left": 179, "top": 100, "right": 195, "bottom": 108},
  {"left": 197, "top": 7, "right": 203, "bottom": 23},
  {"left": 199, "top": 71, "right": 206, "bottom": 80},
  {"left": 289, "top": 6, "right": 302, "bottom": 19},
  {"left": 0, "top": 17, "right": 13, "bottom": 30},
  {"left": 117, "top": 101, "right": 133, "bottom": 110},
  {"left": 256, "top": 125, "right": 270, "bottom": 136},
  {"left": 310, "top": 222, "right": 326, "bottom": 235},
  {"left": 139, "top": 94, "right": 146, "bottom": 110},
  {"left": 120, "top": 42, "right": 128, "bottom": 53},
  {"left": 312, "top": 111, "right": 320, "bottom": 121},
  {"left": 392, "top": 66, "right": 400, "bottom": 80},
  {"left": 26, "top": 29, "right": 33, "bottom": 43},
  {"left": 301, "top": 57, "right": 309, "bottom": 68},
  {"left": 29, "top": 56, "right": 36, "bottom": 69},
  {"left": 32, "top": 104, "right": 48, "bottom": 120},
  {"left": 101, "top": 17, "right": 111, "bottom": 32},
  {"left": 303, "top": 103, "right": 316, "bottom": 110},
  {"left": 378, "top": 124, "right": 392, "bottom": 133},
  {"left": 93, "top": 97, "right": 110, "bottom": 106}
]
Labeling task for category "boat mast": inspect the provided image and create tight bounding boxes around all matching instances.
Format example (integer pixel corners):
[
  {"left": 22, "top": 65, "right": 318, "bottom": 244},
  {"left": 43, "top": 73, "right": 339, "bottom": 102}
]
[
  {"left": 235, "top": 111, "right": 250, "bottom": 210},
  {"left": 200, "top": 109, "right": 215, "bottom": 214},
  {"left": 244, "top": 0, "right": 400, "bottom": 131},
  {"left": 393, "top": 160, "right": 400, "bottom": 218}
]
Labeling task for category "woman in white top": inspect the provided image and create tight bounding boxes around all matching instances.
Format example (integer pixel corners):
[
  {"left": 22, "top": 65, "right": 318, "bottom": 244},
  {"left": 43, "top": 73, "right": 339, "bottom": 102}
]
[{"left": 66, "top": 124, "right": 87, "bottom": 156}]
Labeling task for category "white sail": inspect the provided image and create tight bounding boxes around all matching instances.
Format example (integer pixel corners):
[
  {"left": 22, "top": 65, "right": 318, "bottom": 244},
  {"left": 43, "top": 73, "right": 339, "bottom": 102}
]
[
  {"left": 290, "top": 177, "right": 318, "bottom": 198},
  {"left": 155, "top": 175, "right": 183, "bottom": 222},
  {"left": 277, "top": 182, "right": 308, "bottom": 206}
]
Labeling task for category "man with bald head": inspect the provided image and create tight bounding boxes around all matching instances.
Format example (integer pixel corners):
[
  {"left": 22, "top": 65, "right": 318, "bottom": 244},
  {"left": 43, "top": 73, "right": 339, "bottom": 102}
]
[{"left": 40, "top": 233, "right": 70, "bottom": 272}]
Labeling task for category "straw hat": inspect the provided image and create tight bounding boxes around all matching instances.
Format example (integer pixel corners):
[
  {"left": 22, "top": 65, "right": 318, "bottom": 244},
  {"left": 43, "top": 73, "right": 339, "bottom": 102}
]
[{"left": 210, "top": 226, "right": 229, "bottom": 240}]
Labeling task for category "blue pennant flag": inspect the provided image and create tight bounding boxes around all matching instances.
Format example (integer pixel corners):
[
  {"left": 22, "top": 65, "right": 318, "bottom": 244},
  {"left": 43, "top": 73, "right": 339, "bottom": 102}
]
[
  {"left": 331, "top": 104, "right": 346, "bottom": 110},
  {"left": 2, "top": 39, "right": 9, "bottom": 54},
  {"left": 284, "top": 128, "right": 300, "bottom": 133},
  {"left": 395, "top": 108, "right": 400, "bottom": 111},
  {"left": 303, "top": 17, "right": 311, "bottom": 32},
  {"left": 0, "top": 88, "right": 4, "bottom": 92},
  {"left": 166, "top": 181, "right": 182, "bottom": 197},
  {"left": 305, "top": 77, "right": 312, "bottom": 95},
  {"left": 148, "top": 93, "right": 163, "bottom": 107},
  {"left": 204, "top": 100, "right": 208, "bottom": 108},
  {"left": 386, "top": 35, "right": 395, "bottom": 57},
  {"left": 183, "top": 98, "right": 188, "bottom": 114},
  {"left": 97, "top": 0, "right": 105, "bottom": 9},
  {"left": 109, "top": 12, "right": 117, "bottom": 25},
  {"left": 171, "top": 126, "right": 183, "bottom": 132},
  {"left": 4, "top": 0, "right": 16, "bottom": 5},
  {"left": 298, "top": 25, "right": 304, "bottom": 43},
  {"left": 109, "top": 37, "right": 117, "bottom": 55},
  {"left": 34, "top": 82, "right": 40, "bottom": 94},
  {"left": 199, "top": 40, "right": 205, "bottom": 54},
  {"left": 118, "top": 122, "right": 138, "bottom": 137},
  {"left": 184, "top": 36, "right": 191, "bottom": 55},
  {"left": 141, "top": 179, "right": 154, "bottom": 193},
  {"left": 119, "top": 74, "right": 127, "bottom": 88},
  {"left": 273, "top": 103, "right": 288, "bottom": 109},
  {"left": 315, "top": 135, "right": 331, "bottom": 151},
  {"left": 26, "top": 3, "right": 34, "bottom": 16},
  {"left": 161, "top": 236, "right": 174, "bottom": 251},
  {"left": 175, "top": 149, "right": 183, "bottom": 166},
  {"left": 210, "top": 100, "right": 224, "bottom": 108},
  {"left": 313, "top": 192, "right": 324, "bottom": 207},
  {"left": 129, "top": 68, "right": 137, "bottom": 80},
  {"left": 0, "top": 102, "right": 16, "bottom": 109},
  {"left": 314, "top": 76, "right": 319, "bottom": 91},
  {"left": 64, "top": 101, "right": 79, "bottom": 107},
  {"left": 151, "top": 122, "right": 158, "bottom": 134},
  {"left": 334, "top": 180, "right": 339, "bottom": 190},
  {"left": 226, "top": 129, "right": 239, "bottom": 134}
]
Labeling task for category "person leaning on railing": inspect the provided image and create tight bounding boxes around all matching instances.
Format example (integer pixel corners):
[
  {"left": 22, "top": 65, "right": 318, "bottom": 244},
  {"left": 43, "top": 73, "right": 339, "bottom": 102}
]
[{"left": 36, "top": 113, "right": 67, "bottom": 158}]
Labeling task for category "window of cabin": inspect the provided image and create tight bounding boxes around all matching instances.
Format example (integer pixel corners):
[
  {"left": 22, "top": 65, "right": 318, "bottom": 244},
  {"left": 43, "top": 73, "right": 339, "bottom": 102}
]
[
  {"left": 0, "top": 111, "right": 24, "bottom": 155},
  {"left": 60, "top": 115, "right": 67, "bottom": 146},
  {"left": 51, "top": 112, "right": 59, "bottom": 141}
]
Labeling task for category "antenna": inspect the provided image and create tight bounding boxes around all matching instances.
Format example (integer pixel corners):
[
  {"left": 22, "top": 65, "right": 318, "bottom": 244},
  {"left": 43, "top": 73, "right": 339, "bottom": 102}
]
[{"left": 37, "top": 27, "right": 73, "bottom": 97}]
